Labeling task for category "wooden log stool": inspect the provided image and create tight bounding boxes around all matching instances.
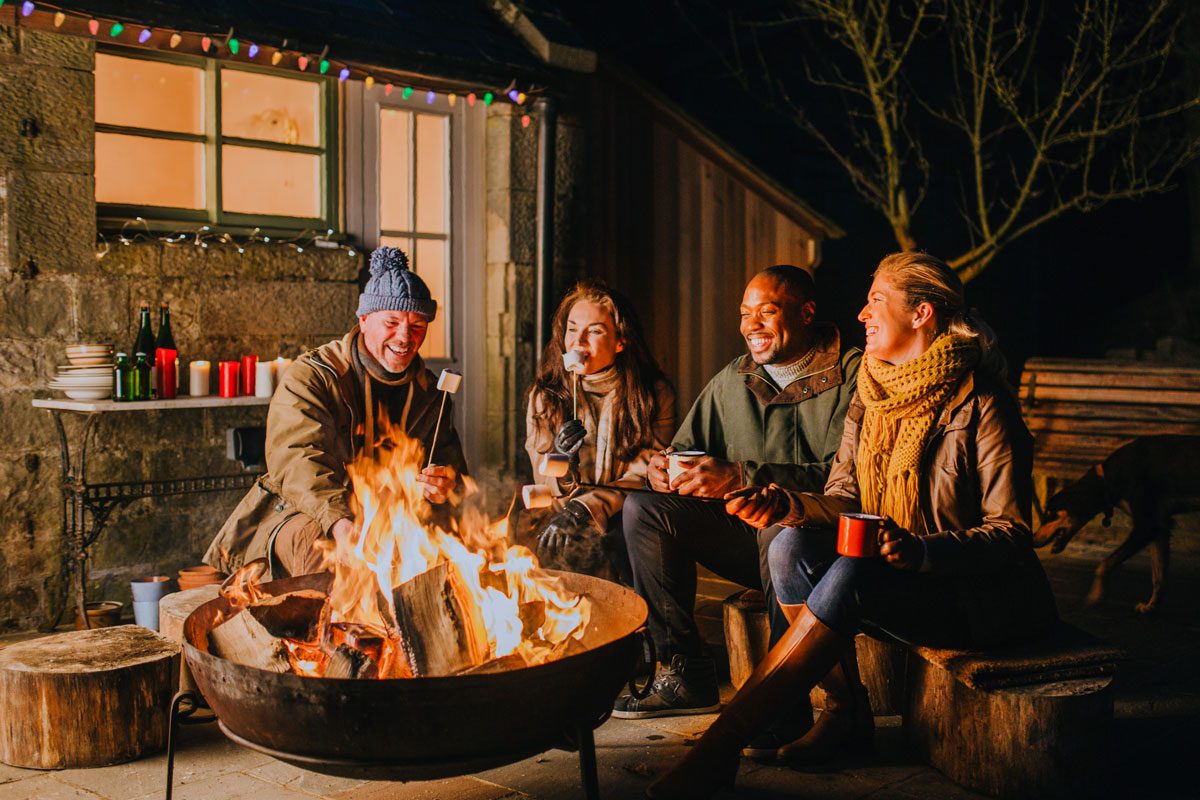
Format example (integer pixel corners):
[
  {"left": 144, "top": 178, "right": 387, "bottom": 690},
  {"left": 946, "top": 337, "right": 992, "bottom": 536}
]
[
  {"left": 0, "top": 625, "right": 180, "bottom": 769},
  {"left": 159, "top": 585, "right": 221, "bottom": 695}
]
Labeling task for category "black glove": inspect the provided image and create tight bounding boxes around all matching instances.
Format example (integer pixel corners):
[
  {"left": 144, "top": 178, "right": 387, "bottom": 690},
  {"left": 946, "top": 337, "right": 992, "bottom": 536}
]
[
  {"left": 553, "top": 419, "right": 587, "bottom": 458},
  {"left": 537, "top": 500, "right": 599, "bottom": 558}
]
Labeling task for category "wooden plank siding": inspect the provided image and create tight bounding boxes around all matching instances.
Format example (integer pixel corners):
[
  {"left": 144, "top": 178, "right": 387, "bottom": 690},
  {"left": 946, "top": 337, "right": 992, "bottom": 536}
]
[{"left": 586, "top": 67, "right": 833, "bottom": 409}]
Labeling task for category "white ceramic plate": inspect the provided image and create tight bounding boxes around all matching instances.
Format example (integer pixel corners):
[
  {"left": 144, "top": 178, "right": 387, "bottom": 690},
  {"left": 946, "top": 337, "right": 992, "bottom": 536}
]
[
  {"left": 58, "top": 388, "right": 111, "bottom": 400},
  {"left": 66, "top": 357, "right": 114, "bottom": 366}
]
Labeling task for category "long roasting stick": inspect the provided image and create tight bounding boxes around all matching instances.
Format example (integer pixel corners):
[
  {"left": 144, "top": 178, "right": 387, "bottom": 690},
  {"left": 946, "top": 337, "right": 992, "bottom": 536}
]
[{"left": 426, "top": 370, "right": 462, "bottom": 470}]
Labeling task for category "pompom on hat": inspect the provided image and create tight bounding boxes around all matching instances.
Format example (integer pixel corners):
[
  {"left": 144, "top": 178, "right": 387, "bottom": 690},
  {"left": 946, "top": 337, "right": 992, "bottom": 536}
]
[{"left": 356, "top": 246, "right": 437, "bottom": 320}]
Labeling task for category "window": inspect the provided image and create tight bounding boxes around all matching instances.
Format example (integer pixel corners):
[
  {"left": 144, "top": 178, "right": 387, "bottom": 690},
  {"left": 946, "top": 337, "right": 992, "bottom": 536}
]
[
  {"left": 95, "top": 50, "right": 336, "bottom": 231},
  {"left": 377, "top": 107, "right": 451, "bottom": 359}
]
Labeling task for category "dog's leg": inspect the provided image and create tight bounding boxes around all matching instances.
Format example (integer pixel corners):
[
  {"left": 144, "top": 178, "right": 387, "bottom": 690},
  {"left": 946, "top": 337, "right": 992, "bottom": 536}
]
[
  {"left": 1086, "top": 521, "right": 1155, "bottom": 607},
  {"left": 1136, "top": 532, "right": 1170, "bottom": 615}
]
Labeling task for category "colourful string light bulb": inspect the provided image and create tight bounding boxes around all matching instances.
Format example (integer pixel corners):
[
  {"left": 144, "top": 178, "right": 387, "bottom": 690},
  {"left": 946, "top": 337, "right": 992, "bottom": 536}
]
[
  {"left": 338, "top": 68, "right": 350, "bottom": 81},
  {"left": 365, "top": 76, "right": 375, "bottom": 89},
  {"left": 384, "top": 83, "right": 394, "bottom": 96},
  {"left": 319, "top": 59, "right": 330, "bottom": 74},
  {"left": 426, "top": 90, "right": 435, "bottom": 104},
  {"left": 138, "top": 28, "right": 152, "bottom": 44},
  {"left": 109, "top": 21, "right": 124, "bottom": 37},
  {"left": 53, "top": 10, "right": 65, "bottom": 26},
  {"left": 517, "top": 92, "right": 527, "bottom": 105},
  {"left": 169, "top": 32, "right": 182, "bottom": 48},
  {"left": 88, "top": 19, "right": 100, "bottom": 35},
  {"left": 271, "top": 50, "right": 283, "bottom": 65},
  {"left": 467, "top": 92, "right": 476, "bottom": 107},
  {"left": 483, "top": 91, "right": 494, "bottom": 106},
  {"left": 508, "top": 89, "right": 519, "bottom": 102},
  {"left": 448, "top": 93, "right": 457, "bottom": 107},
  {"left": 247, "top": 43, "right": 258, "bottom": 58},
  {"left": 401, "top": 86, "right": 413, "bottom": 99},
  {"left": 228, "top": 37, "right": 239, "bottom": 55},
  {"left": 20, "top": 2, "right": 33, "bottom": 18},
  {"left": 297, "top": 55, "right": 309, "bottom": 71},
  {"left": 200, "top": 35, "right": 211, "bottom": 51}
]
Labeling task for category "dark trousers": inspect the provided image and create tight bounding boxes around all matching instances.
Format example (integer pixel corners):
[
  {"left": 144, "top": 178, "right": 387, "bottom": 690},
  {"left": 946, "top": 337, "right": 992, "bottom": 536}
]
[
  {"left": 623, "top": 491, "right": 787, "bottom": 660},
  {"left": 768, "top": 527, "right": 972, "bottom": 648}
]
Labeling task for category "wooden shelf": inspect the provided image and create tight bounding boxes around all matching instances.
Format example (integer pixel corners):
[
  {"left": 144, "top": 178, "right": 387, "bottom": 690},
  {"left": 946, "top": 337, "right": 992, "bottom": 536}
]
[{"left": 33, "top": 396, "right": 270, "bottom": 413}]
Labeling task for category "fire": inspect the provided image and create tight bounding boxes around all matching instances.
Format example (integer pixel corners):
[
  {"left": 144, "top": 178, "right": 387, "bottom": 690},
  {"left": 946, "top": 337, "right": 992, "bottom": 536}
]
[{"left": 220, "top": 428, "right": 590, "bottom": 678}]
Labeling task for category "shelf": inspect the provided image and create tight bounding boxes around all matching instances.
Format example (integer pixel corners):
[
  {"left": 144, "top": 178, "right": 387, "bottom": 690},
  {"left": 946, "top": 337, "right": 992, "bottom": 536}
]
[{"left": 33, "top": 396, "right": 271, "bottom": 413}]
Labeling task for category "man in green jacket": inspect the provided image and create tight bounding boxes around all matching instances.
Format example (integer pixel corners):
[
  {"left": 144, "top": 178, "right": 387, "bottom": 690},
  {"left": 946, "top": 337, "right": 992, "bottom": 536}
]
[
  {"left": 204, "top": 247, "right": 467, "bottom": 578},
  {"left": 613, "top": 266, "right": 860, "bottom": 749}
]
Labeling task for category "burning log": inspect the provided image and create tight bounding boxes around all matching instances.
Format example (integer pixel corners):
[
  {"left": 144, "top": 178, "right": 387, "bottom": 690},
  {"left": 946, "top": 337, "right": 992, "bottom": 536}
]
[
  {"left": 208, "top": 590, "right": 328, "bottom": 673},
  {"left": 392, "top": 562, "right": 490, "bottom": 676},
  {"left": 325, "top": 644, "right": 379, "bottom": 679}
]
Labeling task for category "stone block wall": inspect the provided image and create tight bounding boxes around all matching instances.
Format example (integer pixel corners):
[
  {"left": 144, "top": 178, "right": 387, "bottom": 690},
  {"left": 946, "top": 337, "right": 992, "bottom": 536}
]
[{"left": 0, "top": 26, "right": 361, "bottom": 631}]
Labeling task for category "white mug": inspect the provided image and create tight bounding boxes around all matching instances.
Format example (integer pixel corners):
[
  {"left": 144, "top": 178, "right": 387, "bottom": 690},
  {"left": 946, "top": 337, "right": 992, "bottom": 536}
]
[{"left": 666, "top": 451, "right": 706, "bottom": 486}]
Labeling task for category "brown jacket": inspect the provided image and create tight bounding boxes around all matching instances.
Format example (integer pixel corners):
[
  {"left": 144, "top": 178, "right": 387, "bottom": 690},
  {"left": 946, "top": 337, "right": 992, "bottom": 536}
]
[
  {"left": 203, "top": 328, "right": 467, "bottom": 573},
  {"left": 785, "top": 370, "right": 1057, "bottom": 646}
]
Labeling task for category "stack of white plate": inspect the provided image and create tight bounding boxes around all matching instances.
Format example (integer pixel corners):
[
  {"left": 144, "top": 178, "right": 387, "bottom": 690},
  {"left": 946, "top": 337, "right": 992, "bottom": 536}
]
[
  {"left": 64, "top": 343, "right": 114, "bottom": 366},
  {"left": 53, "top": 344, "right": 114, "bottom": 400}
]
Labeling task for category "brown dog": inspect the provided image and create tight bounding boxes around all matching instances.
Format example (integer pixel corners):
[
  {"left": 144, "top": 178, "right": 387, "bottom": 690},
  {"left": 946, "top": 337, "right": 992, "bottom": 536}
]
[{"left": 1033, "top": 435, "right": 1200, "bottom": 614}]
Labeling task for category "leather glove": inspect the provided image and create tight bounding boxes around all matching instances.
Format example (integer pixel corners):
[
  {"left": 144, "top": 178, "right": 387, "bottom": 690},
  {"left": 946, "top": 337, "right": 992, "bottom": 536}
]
[
  {"left": 553, "top": 419, "right": 587, "bottom": 458},
  {"left": 537, "top": 500, "right": 599, "bottom": 558}
]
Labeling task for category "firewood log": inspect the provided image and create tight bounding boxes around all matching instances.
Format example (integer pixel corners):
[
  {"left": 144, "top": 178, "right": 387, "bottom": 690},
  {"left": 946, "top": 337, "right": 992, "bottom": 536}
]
[
  {"left": 392, "top": 561, "right": 490, "bottom": 676},
  {"left": 208, "top": 590, "right": 328, "bottom": 672},
  {"left": 324, "top": 644, "right": 379, "bottom": 679}
]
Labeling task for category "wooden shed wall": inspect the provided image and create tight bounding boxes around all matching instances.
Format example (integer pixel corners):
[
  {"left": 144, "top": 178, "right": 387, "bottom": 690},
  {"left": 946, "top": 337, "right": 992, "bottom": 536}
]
[{"left": 586, "top": 74, "right": 822, "bottom": 410}]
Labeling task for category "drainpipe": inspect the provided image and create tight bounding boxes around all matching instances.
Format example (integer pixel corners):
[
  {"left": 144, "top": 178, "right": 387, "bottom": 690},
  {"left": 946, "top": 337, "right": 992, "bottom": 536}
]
[{"left": 534, "top": 96, "right": 557, "bottom": 356}]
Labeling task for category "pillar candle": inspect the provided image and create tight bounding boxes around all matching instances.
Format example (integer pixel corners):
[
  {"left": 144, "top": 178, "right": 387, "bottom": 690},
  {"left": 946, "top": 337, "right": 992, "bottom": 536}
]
[
  {"left": 240, "top": 355, "right": 258, "bottom": 396},
  {"left": 188, "top": 361, "right": 211, "bottom": 397},
  {"left": 273, "top": 357, "right": 293, "bottom": 384},
  {"left": 219, "top": 361, "right": 240, "bottom": 398},
  {"left": 254, "top": 361, "right": 275, "bottom": 398}
]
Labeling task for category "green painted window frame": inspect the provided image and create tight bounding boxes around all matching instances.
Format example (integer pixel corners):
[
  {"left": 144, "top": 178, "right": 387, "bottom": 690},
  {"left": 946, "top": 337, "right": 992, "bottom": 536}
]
[{"left": 96, "top": 45, "right": 340, "bottom": 235}]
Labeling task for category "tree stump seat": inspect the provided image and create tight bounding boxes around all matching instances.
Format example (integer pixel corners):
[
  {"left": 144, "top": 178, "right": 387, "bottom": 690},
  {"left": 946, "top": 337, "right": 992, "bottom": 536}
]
[
  {"left": 0, "top": 625, "right": 180, "bottom": 769},
  {"left": 159, "top": 585, "right": 221, "bottom": 696},
  {"left": 722, "top": 590, "right": 1123, "bottom": 798}
]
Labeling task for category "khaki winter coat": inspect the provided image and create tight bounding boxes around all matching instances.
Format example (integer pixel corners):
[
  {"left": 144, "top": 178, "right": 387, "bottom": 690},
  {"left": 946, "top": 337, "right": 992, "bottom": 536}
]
[
  {"left": 203, "top": 328, "right": 467, "bottom": 573},
  {"left": 784, "top": 370, "right": 1058, "bottom": 646}
]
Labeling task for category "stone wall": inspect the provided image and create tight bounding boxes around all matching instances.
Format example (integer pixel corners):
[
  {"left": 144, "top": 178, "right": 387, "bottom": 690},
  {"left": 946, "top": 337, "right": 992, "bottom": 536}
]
[{"left": 0, "top": 26, "right": 360, "bottom": 631}]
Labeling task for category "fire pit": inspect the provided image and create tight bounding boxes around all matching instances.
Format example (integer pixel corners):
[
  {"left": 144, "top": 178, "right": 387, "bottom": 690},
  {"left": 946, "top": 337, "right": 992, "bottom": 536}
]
[{"left": 181, "top": 570, "right": 647, "bottom": 794}]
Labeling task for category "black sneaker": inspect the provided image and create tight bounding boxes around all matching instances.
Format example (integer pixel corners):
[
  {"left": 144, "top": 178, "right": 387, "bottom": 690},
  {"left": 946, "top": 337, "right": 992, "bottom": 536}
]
[{"left": 611, "top": 654, "right": 721, "bottom": 719}]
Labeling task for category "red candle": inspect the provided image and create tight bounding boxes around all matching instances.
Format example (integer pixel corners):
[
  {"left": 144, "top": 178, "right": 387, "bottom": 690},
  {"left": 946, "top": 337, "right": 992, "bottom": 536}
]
[
  {"left": 219, "top": 361, "right": 240, "bottom": 398},
  {"left": 156, "top": 348, "right": 178, "bottom": 399},
  {"left": 241, "top": 355, "right": 258, "bottom": 396}
]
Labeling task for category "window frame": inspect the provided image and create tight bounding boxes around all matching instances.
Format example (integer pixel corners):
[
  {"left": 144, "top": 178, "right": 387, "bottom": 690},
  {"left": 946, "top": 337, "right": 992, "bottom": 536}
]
[{"left": 95, "top": 45, "right": 340, "bottom": 234}]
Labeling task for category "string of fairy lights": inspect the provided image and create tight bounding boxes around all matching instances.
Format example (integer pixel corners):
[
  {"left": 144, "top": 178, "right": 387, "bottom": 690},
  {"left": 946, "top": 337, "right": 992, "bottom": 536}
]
[{"left": 5, "top": 2, "right": 541, "bottom": 259}]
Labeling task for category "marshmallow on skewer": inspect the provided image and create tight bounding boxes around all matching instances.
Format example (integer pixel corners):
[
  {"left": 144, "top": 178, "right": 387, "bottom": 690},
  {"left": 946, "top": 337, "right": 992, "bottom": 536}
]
[
  {"left": 562, "top": 349, "right": 586, "bottom": 374},
  {"left": 436, "top": 370, "right": 462, "bottom": 393},
  {"left": 539, "top": 453, "right": 571, "bottom": 478},
  {"left": 521, "top": 483, "right": 554, "bottom": 510}
]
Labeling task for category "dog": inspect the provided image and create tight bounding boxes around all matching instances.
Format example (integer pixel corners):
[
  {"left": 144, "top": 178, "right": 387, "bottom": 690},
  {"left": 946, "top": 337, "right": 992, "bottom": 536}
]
[{"left": 1033, "top": 435, "right": 1200, "bottom": 614}]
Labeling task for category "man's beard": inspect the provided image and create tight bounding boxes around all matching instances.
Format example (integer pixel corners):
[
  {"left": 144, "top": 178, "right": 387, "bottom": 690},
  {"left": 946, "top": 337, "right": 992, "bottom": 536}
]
[{"left": 748, "top": 341, "right": 782, "bottom": 365}]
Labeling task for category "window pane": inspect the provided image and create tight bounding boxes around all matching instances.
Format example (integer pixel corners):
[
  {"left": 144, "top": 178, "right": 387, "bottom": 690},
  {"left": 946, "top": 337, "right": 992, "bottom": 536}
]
[
  {"left": 415, "top": 113, "right": 448, "bottom": 234},
  {"left": 222, "top": 146, "right": 321, "bottom": 218},
  {"left": 96, "top": 53, "right": 204, "bottom": 134},
  {"left": 379, "top": 108, "right": 412, "bottom": 231},
  {"left": 221, "top": 70, "right": 320, "bottom": 146},
  {"left": 378, "top": 236, "right": 448, "bottom": 360},
  {"left": 96, "top": 132, "right": 204, "bottom": 208}
]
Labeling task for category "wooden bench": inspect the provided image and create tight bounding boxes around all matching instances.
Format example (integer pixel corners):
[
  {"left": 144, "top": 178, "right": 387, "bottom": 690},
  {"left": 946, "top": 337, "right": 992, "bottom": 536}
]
[
  {"left": 724, "top": 591, "right": 1123, "bottom": 798},
  {"left": 1019, "top": 358, "right": 1200, "bottom": 493}
]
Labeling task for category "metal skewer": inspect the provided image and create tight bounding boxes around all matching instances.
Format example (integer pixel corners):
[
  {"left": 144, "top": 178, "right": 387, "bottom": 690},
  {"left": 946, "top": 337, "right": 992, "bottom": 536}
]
[{"left": 426, "top": 370, "right": 461, "bottom": 470}]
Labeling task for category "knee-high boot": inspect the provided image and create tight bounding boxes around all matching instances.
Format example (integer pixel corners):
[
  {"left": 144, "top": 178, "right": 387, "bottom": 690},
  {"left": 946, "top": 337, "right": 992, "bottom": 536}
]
[
  {"left": 777, "top": 637, "right": 874, "bottom": 767},
  {"left": 646, "top": 605, "right": 847, "bottom": 800},
  {"left": 742, "top": 602, "right": 814, "bottom": 761}
]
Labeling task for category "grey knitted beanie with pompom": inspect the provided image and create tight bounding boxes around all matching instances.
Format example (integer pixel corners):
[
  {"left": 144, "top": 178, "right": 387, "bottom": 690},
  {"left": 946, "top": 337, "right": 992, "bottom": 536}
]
[{"left": 356, "top": 246, "right": 437, "bottom": 320}]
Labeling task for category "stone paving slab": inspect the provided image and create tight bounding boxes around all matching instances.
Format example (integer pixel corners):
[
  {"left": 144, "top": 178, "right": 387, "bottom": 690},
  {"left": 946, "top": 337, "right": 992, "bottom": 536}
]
[
  {"left": 0, "top": 774, "right": 104, "bottom": 800},
  {"left": 329, "top": 777, "right": 523, "bottom": 799}
]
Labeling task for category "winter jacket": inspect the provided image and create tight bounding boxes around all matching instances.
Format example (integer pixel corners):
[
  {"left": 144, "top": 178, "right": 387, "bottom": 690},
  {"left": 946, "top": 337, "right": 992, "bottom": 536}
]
[
  {"left": 673, "top": 323, "right": 861, "bottom": 493},
  {"left": 203, "top": 327, "right": 467, "bottom": 573}
]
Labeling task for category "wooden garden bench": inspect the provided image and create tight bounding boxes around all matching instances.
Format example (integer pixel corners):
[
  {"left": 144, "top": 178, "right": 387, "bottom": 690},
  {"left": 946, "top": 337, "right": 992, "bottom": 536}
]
[{"left": 724, "top": 591, "right": 1123, "bottom": 798}]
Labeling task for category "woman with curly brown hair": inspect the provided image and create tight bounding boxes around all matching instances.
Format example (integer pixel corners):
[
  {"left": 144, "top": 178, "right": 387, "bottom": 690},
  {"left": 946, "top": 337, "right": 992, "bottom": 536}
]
[
  {"left": 647, "top": 252, "right": 1057, "bottom": 798},
  {"left": 525, "top": 280, "right": 675, "bottom": 582}
]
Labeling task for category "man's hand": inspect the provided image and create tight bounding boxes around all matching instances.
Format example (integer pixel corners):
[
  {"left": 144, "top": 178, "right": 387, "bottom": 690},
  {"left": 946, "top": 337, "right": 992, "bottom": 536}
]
[
  {"left": 880, "top": 519, "right": 923, "bottom": 570},
  {"left": 672, "top": 455, "right": 743, "bottom": 499},
  {"left": 416, "top": 465, "right": 456, "bottom": 504},
  {"left": 724, "top": 484, "right": 790, "bottom": 529},
  {"left": 646, "top": 449, "right": 672, "bottom": 493}
]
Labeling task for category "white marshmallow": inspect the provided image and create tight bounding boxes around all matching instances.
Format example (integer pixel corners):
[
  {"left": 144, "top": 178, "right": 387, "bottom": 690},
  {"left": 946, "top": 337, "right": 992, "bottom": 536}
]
[
  {"left": 562, "top": 349, "right": 586, "bottom": 374},
  {"left": 436, "top": 370, "right": 463, "bottom": 393},
  {"left": 539, "top": 453, "right": 571, "bottom": 478},
  {"left": 521, "top": 483, "right": 554, "bottom": 509}
]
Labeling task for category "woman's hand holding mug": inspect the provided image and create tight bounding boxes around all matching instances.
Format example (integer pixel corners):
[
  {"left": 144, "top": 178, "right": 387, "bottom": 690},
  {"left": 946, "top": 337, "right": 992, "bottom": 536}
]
[
  {"left": 879, "top": 519, "right": 924, "bottom": 570},
  {"left": 647, "top": 449, "right": 673, "bottom": 492}
]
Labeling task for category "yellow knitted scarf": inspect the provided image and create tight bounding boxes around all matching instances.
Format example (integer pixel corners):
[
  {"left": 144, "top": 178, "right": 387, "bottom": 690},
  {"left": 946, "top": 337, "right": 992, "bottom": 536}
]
[{"left": 856, "top": 334, "right": 980, "bottom": 534}]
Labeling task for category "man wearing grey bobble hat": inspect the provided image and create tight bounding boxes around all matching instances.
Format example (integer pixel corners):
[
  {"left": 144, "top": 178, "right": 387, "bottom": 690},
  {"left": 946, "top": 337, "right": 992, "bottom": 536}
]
[{"left": 204, "top": 246, "right": 468, "bottom": 578}]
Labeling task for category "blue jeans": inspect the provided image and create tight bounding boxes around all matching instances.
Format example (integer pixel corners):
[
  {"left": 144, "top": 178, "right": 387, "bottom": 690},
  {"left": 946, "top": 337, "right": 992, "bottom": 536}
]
[{"left": 768, "top": 527, "right": 972, "bottom": 649}]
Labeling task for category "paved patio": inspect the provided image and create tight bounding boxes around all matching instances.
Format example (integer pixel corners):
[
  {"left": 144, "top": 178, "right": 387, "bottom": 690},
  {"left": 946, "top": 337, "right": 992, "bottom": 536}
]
[{"left": 1, "top": 544, "right": 1197, "bottom": 799}]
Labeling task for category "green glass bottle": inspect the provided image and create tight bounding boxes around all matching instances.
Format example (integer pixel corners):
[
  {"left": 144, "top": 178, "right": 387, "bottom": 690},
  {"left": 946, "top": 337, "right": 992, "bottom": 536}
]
[
  {"left": 112, "top": 352, "right": 131, "bottom": 401},
  {"left": 132, "top": 352, "right": 152, "bottom": 401},
  {"left": 132, "top": 304, "right": 156, "bottom": 366}
]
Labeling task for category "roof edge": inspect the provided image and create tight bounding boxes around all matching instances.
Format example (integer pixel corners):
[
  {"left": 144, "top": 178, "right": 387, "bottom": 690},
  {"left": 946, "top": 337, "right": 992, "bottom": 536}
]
[{"left": 487, "top": 0, "right": 597, "bottom": 73}]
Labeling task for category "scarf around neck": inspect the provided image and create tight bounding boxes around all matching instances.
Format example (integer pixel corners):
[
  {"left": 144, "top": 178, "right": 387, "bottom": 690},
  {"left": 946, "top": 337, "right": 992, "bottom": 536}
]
[
  {"left": 353, "top": 334, "right": 417, "bottom": 459},
  {"left": 855, "top": 333, "right": 980, "bottom": 533},
  {"left": 575, "top": 366, "right": 622, "bottom": 484}
]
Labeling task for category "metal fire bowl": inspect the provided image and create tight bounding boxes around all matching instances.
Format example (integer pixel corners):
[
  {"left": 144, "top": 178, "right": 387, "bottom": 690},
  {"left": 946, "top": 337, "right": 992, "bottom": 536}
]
[{"left": 182, "top": 570, "right": 648, "bottom": 780}]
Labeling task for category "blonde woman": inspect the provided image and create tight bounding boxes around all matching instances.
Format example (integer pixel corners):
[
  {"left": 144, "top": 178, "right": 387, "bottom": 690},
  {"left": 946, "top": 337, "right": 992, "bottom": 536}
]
[{"left": 648, "top": 252, "right": 1057, "bottom": 798}]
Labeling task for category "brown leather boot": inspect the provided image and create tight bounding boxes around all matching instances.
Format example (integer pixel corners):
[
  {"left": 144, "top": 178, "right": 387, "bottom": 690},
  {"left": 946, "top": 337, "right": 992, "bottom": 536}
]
[
  {"left": 646, "top": 606, "right": 847, "bottom": 800},
  {"left": 741, "top": 602, "right": 813, "bottom": 761},
  {"left": 777, "top": 640, "right": 874, "bottom": 768}
]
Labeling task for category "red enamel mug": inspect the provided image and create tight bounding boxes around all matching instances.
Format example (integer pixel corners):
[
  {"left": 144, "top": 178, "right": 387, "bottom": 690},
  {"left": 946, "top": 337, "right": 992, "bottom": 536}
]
[{"left": 837, "top": 513, "right": 885, "bottom": 558}]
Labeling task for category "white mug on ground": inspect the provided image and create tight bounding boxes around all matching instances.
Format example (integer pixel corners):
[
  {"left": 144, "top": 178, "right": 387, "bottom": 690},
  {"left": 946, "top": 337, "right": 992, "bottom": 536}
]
[
  {"left": 667, "top": 451, "right": 706, "bottom": 486},
  {"left": 539, "top": 453, "right": 571, "bottom": 478},
  {"left": 521, "top": 483, "right": 554, "bottom": 510}
]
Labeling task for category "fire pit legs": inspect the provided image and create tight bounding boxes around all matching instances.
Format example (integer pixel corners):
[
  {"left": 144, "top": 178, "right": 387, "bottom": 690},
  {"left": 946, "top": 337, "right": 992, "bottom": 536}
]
[
  {"left": 163, "top": 690, "right": 215, "bottom": 800},
  {"left": 574, "top": 722, "right": 600, "bottom": 800}
]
